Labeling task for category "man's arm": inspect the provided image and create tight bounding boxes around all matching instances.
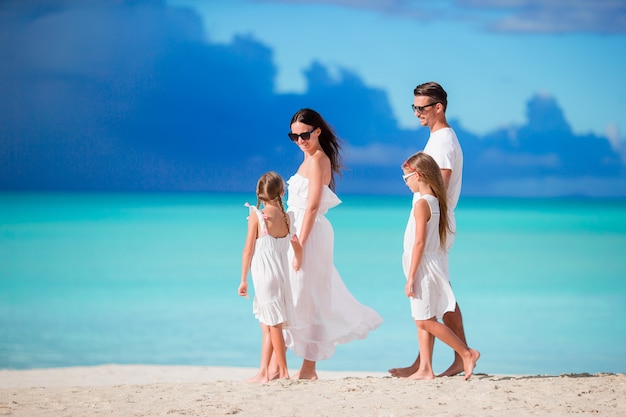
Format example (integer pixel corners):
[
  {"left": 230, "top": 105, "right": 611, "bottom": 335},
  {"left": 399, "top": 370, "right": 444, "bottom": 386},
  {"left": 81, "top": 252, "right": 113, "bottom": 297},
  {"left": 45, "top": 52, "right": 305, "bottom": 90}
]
[{"left": 441, "top": 168, "right": 451, "bottom": 191}]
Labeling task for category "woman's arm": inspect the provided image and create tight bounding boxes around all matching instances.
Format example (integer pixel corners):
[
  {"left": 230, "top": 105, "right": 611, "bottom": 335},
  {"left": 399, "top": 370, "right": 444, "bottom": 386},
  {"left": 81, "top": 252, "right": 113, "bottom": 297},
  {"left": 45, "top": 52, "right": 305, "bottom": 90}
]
[
  {"left": 405, "top": 199, "right": 430, "bottom": 298},
  {"left": 239, "top": 213, "right": 258, "bottom": 297}
]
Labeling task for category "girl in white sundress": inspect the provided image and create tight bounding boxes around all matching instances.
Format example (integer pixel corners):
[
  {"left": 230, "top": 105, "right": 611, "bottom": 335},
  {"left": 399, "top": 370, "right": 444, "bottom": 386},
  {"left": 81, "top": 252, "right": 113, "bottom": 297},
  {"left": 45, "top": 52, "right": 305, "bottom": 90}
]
[
  {"left": 285, "top": 108, "right": 383, "bottom": 380},
  {"left": 401, "top": 152, "right": 480, "bottom": 381},
  {"left": 239, "top": 171, "right": 302, "bottom": 383}
]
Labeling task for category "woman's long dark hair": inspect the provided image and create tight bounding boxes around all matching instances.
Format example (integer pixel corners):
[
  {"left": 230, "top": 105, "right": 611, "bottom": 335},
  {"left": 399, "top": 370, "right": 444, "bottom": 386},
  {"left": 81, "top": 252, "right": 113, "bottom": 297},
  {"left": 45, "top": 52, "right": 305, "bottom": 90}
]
[{"left": 290, "top": 108, "right": 343, "bottom": 191}]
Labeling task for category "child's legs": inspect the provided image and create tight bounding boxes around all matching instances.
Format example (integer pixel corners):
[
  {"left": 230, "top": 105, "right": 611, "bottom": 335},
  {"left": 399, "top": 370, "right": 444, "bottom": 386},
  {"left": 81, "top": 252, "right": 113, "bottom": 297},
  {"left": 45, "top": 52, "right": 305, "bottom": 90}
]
[
  {"left": 416, "top": 317, "right": 480, "bottom": 381},
  {"left": 246, "top": 323, "right": 273, "bottom": 383},
  {"left": 405, "top": 321, "right": 436, "bottom": 379},
  {"left": 419, "top": 317, "right": 468, "bottom": 355},
  {"left": 417, "top": 326, "right": 434, "bottom": 372},
  {"left": 258, "top": 323, "right": 272, "bottom": 372},
  {"left": 268, "top": 323, "right": 288, "bottom": 377}
]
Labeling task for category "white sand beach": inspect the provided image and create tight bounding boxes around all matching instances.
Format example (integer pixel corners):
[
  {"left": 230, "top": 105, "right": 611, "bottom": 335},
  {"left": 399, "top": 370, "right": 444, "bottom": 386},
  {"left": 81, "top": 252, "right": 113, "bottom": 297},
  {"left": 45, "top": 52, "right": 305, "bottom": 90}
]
[{"left": 1, "top": 365, "right": 624, "bottom": 416}]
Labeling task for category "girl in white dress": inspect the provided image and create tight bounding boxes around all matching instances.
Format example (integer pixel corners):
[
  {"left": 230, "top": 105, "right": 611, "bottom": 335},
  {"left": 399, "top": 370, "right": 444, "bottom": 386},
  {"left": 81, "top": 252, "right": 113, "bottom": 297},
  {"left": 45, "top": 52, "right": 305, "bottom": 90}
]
[
  {"left": 401, "top": 152, "right": 480, "bottom": 381},
  {"left": 285, "top": 108, "right": 383, "bottom": 380},
  {"left": 239, "top": 171, "right": 302, "bottom": 383}
]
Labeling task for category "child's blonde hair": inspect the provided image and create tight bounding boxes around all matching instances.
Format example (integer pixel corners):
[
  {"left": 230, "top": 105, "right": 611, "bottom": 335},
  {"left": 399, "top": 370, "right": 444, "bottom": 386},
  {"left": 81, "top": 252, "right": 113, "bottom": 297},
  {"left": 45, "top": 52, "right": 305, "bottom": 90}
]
[
  {"left": 256, "top": 171, "right": 289, "bottom": 228},
  {"left": 403, "top": 152, "right": 451, "bottom": 249}
]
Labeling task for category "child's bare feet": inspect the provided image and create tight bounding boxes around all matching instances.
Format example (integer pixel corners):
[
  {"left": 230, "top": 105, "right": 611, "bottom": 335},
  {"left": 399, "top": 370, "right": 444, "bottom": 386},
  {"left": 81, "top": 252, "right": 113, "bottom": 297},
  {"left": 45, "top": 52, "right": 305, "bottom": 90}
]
[
  {"left": 246, "top": 372, "right": 270, "bottom": 384},
  {"left": 462, "top": 349, "right": 480, "bottom": 381},
  {"left": 406, "top": 370, "right": 435, "bottom": 380},
  {"left": 275, "top": 369, "right": 290, "bottom": 381}
]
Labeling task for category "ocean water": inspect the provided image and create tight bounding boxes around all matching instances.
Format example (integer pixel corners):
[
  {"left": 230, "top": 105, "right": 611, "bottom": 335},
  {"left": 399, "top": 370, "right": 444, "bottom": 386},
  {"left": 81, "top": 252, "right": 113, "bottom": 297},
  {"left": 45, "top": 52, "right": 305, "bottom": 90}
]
[{"left": 1, "top": 192, "right": 625, "bottom": 376}]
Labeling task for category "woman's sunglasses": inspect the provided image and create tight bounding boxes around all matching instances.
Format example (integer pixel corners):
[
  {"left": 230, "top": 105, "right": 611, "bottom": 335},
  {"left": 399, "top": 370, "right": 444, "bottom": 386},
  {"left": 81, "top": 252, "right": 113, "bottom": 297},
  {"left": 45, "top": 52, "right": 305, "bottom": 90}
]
[{"left": 288, "top": 127, "right": 317, "bottom": 142}]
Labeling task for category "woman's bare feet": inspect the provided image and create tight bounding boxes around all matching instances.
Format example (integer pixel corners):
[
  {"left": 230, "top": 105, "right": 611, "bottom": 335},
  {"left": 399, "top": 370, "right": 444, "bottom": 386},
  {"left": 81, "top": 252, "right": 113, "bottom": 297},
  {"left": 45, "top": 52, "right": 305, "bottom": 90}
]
[
  {"left": 292, "top": 371, "right": 318, "bottom": 380},
  {"left": 294, "top": 360, "right": 318, "bottom": 380}
]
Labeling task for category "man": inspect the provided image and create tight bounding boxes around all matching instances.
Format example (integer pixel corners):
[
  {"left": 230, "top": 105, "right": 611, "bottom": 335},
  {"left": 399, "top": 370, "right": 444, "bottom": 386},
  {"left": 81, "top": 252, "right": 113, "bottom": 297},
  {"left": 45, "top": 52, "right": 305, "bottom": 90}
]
[{"left": 390, "top": 81, "right": 468, "bottom": 378}]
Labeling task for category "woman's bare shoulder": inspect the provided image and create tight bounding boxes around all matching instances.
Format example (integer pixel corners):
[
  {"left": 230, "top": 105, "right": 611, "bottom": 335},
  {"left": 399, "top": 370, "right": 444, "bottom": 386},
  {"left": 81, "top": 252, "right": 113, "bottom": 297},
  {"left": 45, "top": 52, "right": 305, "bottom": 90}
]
[{"left": 309, "top": 150, "right": 331, "bottom": 172}]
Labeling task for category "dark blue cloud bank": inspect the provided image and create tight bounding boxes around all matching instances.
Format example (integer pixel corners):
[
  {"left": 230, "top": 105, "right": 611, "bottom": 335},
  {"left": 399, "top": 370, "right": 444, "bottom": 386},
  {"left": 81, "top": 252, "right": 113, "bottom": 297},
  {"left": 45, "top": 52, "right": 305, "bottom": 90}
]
[{"left": 1, "top": 1, "right": 624, "bottom": 197}]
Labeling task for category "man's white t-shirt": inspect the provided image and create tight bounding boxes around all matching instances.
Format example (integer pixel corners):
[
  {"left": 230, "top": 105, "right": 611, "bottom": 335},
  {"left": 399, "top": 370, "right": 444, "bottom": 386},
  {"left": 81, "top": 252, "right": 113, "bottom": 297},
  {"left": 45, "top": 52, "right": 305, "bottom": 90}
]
[{"left": 413, "top": 127, "right": 463, "bottom": 250}]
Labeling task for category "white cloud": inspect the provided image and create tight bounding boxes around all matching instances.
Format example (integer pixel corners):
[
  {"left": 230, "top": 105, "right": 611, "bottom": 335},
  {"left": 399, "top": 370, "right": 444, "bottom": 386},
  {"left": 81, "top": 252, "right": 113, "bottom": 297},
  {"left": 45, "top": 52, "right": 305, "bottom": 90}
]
[
  {"left": 605, "top": 123, "right": 626, "bottom": 164},
  {"left": 480, "top": 149, "right": 561, "bottom": 169},
  {"left": 251, "top": 0, "right": 626, "bottom": 34},
  {"left": 476, "top": 0, "right": 626, "bottom": 34},
  {"left": 605, "top": 123, "right": 622, "bottom": 149},
  {"left": 485, "top": 176, "right": 626, "bottom": 197},
  {"left": 344, "top": 144, "right": 415, "bottom": 166}
]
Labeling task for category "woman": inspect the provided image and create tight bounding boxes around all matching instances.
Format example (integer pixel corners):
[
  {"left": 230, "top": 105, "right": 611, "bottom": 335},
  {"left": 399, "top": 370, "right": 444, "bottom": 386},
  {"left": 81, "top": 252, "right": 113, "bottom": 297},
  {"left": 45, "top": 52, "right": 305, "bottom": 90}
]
[{"left": 285, "top": 108, "right": 383, "bottom": 379}]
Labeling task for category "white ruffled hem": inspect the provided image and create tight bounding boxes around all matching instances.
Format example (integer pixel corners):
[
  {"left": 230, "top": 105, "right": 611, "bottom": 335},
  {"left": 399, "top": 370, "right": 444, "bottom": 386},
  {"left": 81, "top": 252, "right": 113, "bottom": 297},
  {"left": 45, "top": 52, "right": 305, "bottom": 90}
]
[
  {"left": 284, "top": 309, "right": 383, "bottom": 361},
  {"left": 253, "top": 298, "right": 290, "bottom": 327}
]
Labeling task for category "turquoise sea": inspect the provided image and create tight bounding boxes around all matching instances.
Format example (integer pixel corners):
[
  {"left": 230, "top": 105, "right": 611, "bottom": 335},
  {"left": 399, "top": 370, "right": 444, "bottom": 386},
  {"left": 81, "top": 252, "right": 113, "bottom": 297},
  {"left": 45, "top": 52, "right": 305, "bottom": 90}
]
[{"left": 1, "top": 193, "right": 625, "bottom": 375}]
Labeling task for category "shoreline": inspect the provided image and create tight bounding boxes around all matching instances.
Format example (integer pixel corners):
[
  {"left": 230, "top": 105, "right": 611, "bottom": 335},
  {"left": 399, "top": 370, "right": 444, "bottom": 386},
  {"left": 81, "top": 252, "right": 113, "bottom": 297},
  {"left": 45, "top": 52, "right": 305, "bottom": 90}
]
[
  {"left": 1, "top": 365, "right": 624, "bottom": 417},
  {"left": 0, "top": 364, "right": 389, "bottom": 388}
]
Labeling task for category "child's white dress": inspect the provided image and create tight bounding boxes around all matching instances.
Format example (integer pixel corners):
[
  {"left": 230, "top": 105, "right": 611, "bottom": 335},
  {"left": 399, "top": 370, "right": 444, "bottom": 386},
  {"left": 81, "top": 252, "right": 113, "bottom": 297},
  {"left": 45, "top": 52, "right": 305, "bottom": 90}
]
[
  {"left": 246, "top": 203, "right": 296, "bottom": 327},
  {"left": 285, "top": 174, "right": 383, "bottom": 361},
  {"left": 402, "top": 194, "right": 457, "bottom": 320}
]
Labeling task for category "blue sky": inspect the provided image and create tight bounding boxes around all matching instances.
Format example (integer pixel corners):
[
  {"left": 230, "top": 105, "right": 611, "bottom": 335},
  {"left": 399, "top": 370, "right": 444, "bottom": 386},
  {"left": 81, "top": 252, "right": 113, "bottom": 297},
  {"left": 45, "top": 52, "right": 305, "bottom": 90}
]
[
  {"left": 171, "top": 0, "right": 626, "bottom": 140},
  {"left": 1, "top": 0, "right": 625, "bottom": 197}
]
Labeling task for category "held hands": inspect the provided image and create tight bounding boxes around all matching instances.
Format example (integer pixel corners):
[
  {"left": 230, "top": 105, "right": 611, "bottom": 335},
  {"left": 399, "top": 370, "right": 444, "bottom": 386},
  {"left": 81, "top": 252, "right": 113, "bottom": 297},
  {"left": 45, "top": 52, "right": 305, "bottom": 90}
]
[
  {"left": 292, "top": 256, "right": 301, "bottom": 272},
  {"left": 238, "top": 282, "right": 249, "bottom": 298},
  {"left": 290, "top": 234, "right": 302, "bottom": 272}
]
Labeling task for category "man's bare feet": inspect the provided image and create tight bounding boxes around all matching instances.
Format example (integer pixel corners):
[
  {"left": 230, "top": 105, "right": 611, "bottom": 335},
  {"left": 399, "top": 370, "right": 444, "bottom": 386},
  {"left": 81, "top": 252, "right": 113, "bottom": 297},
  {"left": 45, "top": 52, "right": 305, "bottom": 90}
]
[
  {"left": 388, "top": 365, "right": 419, "bottom": 378},
  {"left": 437, "top": 358, "right": 464, "bottom": 377},
  {"left": 462, "top": 349, "right": 480, "bottom": 381},
  {"left": 388, "top": 357, "right": 420, "bottom": 378}
]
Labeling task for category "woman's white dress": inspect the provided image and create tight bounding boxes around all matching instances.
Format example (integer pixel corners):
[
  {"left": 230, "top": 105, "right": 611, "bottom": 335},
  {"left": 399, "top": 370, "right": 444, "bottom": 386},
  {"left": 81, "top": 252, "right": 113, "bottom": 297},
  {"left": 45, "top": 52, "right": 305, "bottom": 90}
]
[
  {"left": 402, "top": 194, "right": 456, "bottom": 320},
  {"left": 285, "top": 174, "right": 383, "bottom": 361},
  {"left": 247, "top": 204, "right": 296, "bottom": 327}
]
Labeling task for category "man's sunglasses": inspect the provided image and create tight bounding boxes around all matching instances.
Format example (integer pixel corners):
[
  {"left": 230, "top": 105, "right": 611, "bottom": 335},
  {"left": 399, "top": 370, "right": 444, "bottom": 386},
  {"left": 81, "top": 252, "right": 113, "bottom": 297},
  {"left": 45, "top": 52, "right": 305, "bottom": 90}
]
[{"left": 411, "top": 102, "right": 440, "bottom": 115}]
